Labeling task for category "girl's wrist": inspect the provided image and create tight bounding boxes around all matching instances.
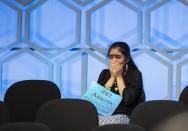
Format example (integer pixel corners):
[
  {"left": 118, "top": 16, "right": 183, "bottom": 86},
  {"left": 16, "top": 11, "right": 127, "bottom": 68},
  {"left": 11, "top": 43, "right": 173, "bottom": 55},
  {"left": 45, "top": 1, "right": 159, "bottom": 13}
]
[
  {"left": 116, "top": 75, "right": 123, "bottom": 81},
  {"left": 110, "top": 75, "right": 116, "bottom": 80}
]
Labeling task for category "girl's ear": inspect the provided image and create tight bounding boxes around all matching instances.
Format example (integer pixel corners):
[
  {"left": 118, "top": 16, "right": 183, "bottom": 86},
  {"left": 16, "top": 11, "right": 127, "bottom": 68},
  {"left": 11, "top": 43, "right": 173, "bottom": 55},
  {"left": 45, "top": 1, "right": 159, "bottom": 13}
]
[{"left": 126, "top": 56, "right": 130, "bottom": 63}]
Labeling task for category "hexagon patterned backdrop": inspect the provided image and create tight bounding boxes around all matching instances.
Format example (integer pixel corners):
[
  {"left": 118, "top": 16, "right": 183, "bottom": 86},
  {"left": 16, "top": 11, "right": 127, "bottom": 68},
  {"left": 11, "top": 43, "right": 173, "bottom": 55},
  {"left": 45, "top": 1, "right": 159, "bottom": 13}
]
[{"left": 0, "top": 0, "right": 188, "bottom": 101}]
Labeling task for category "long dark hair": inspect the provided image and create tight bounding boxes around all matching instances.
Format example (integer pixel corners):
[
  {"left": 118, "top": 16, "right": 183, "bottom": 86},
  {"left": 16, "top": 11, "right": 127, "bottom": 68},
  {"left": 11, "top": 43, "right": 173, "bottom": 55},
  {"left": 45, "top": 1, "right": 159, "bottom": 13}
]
[{"left": 107, "top": 42, "right": 138, "bottom": 71}]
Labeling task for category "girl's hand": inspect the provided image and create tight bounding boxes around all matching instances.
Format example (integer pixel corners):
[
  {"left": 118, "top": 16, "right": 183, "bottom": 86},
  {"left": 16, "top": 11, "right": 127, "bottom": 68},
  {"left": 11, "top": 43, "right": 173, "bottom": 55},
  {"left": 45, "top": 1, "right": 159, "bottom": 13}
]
[
  {"left": 110, "top": 61, "right": 123, "bottom": 78},
  {"left": 114, "top": 63, "right": 123, "bottom": 78},
  {"left": 109, "top": 61, "right": 116, "bottom": 78}
]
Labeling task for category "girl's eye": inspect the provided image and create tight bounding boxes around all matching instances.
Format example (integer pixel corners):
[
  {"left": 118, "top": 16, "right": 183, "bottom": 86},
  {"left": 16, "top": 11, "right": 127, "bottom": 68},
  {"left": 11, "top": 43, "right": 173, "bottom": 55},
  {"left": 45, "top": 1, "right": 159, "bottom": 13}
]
[
  {"left": 115, "top": 55, "right": 121, "bottom": 59},
  {"left": 109, "top": 55, "right": 122, "bottom": 59},
  {"left": 109, "top": 55, "right": 114, "bottom": 59}
]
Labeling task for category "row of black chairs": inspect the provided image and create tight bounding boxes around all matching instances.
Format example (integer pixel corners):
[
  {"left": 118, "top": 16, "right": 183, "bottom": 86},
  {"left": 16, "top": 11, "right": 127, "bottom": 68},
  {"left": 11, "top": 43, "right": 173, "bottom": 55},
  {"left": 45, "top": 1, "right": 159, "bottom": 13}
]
[
  {"left": 0, "top": 99, "right": 187, "bottom": 131},
  {"left": 0, "top": 80, "right": 188, "bottom": 131},
  {"left": 0, "top": 97, "right": 145, "bottom": 131},
  {"left": 0, "top": 123, "right": 146, "bottom": 131}
]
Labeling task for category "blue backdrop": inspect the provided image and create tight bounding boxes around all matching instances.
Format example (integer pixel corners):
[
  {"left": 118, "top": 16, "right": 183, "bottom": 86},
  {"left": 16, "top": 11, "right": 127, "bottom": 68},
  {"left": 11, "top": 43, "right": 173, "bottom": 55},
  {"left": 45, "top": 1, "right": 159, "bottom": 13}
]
[{"left": 0, "top": 0, "right": 188, "bottom": 101}]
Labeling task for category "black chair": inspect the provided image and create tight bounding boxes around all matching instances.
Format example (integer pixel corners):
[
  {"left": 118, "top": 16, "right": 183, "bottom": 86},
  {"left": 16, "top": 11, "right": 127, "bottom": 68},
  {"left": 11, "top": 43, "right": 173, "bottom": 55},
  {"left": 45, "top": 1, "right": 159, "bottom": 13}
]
[
  {"left": 179, "top": 85, "right": 188, "bottom": 107},
  {"left": 4, "top": 80, "right": 61, "bottom": 122},
  {"left": 129, "top": 100, "right": 188, "bottom": 131},
  {"left": 91, "top": 124, "right": 146, "bottom": 131},
  {"left": 35, "top": 99, "right": 98, "bottom": 131},
  {"left": 0, "top": 122, "right": 51, "bottom": 131},
  {"left": 151, "top": 111, "right": 188, "bottom": 131},
  {"left": 0, "top": 101, "right": 10, "bottom": 126}
]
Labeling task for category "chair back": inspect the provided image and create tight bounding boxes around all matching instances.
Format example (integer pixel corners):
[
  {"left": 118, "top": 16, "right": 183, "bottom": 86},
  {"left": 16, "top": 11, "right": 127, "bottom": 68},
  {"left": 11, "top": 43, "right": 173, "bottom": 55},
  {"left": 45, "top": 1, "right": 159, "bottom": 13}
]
[
  {"left": 0, "top": 101, "right": 10, "bottom": 126},
  {"left": 130, "top": 100, "right": 188, "bottom": 131},
  {"left": 36, "top": 99, "right": 98, "bottom": 131},
  {"left": 0, "top": 122, "right": 51, "bottom": 131},
  {"left": 152, "top": 112, "right": 188, "bottom": 131},
  {"left": 179, "top": 85, "right": 188, "bottom": 107},
  {"left": 91, "top": 124, "right": 145, "bottom": 131},
  {"left": 4, "top": 80, "right": 61, "bottom": 122}
]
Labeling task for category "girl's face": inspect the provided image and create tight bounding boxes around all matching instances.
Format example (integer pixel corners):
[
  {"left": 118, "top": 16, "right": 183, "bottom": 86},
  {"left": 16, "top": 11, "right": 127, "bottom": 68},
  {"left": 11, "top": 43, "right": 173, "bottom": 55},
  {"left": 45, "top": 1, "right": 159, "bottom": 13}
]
[{"left": 109, "top": 47, "right": 129, "bottom": 66}]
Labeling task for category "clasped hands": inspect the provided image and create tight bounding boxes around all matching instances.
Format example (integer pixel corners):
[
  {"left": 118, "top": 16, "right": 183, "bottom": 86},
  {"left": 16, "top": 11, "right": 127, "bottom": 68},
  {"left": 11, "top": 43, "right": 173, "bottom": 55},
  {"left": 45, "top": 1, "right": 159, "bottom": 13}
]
[{"left": 109, "top": 61, "right": 123, "bottom": 79}]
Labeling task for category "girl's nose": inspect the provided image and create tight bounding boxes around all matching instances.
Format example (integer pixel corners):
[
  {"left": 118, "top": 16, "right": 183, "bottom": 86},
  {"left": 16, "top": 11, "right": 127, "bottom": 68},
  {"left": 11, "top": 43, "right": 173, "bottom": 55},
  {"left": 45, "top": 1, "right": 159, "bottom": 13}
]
[{"left": 111, "top": 59, "right": 118, "bottom": 62}]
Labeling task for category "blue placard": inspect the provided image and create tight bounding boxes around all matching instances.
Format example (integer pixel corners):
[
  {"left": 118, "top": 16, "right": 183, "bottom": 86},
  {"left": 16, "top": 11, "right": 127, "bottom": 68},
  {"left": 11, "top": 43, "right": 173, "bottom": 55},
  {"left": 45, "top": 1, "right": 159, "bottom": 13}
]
[{"left": 82, "top": 82, "right": 122, "bottom": 116}]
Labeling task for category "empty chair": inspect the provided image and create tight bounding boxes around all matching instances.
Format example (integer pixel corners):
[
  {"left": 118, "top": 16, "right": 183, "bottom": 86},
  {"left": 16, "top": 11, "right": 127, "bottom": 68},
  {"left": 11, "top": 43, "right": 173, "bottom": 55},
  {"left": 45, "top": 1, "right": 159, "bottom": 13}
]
[
  {"left": 129, "top": 100, "right": 188, "bottom": 131},
  {"left": 35, "top": 99, "right": 98, "bottom": 131},
  {"left": 4, "top": 80, "right": 61, "bottom": 122},
  {"left": 91, "top": 124, "right": 145, "bottom": 131},
  {"left": 179, "top": 85, "right": 188, "bottom": 107},
  {"left": 0, "top": 122, "right": 51, "bottom": 131},
  {"left": 0, "top": 101, "right": 10, "bottom": 126},
  {"left": 152, "top": 111, "right": 188, "bottom": 131}
]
